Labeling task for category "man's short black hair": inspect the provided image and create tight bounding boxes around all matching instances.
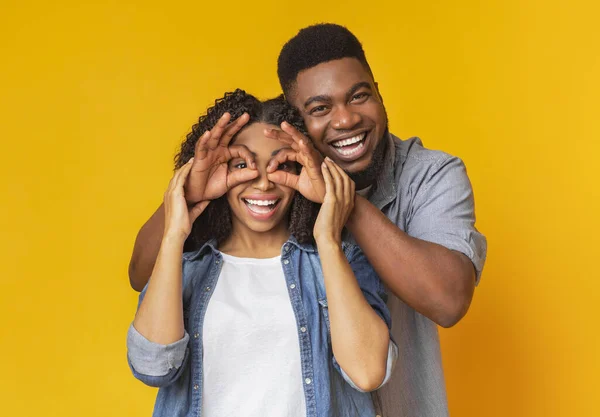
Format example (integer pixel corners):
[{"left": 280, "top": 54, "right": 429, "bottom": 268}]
[{"left": 277, "top": 23, "right": 373, "bottom": 97}]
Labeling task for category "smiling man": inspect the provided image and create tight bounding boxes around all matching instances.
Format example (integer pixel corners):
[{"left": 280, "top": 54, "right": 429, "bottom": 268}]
[{"left": 270, "top": 24, "right": 487, "bottom": 416}]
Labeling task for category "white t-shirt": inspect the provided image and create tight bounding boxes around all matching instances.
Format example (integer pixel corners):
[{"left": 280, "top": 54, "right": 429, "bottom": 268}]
[{"left": 201, "top": 252, "right": 307, "bottom": 417}]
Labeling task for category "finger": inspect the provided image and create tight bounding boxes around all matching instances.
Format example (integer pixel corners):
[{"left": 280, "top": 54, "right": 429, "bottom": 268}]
[
  {"left": 207, "top": 112, "right": 232, "bottom": 148},
  {"left": 228, "top": 144, "right": 257, "bottom": 169},
  {"left": 189, "top": 200, "right": 210, "bottom": 223},
  {"left": 264, "top": 128, "right": 295, "bottom": 146},
  {"left": 329, "top": 159, "right": 352, "bottom": 204},
  {"left": 221, "top": 113, "right": 250, "bottom": 146},
  {"left": 266, "top": 129, "right": 300, "bottom": 152},
  {"left": 194, "top": 130, "right": 212, "bottom": 161},
  {"left": 267, "top": 171, "right": 300, "bottom": 190},
  {"left": 325, "top": 158, "right": 344, "bottom": 201},
  {"left": 174, "top": 158, "right": 194, "bottom": 190},
  {"left": 298, "top": 139, "right": 323, "bottom": 178},
  {"left": 280, "top": 121, "right": 310, "bottom": 148},
  {"left": 167, "top": 160, "right": 189, "bottom": 194},
  {"left": 321, "top": 160, "right": 333, "bottom": 196},
  {"left": 227, "top": 168, "right": 259, "bottom": 189},
  {"left": 266, "top": 149, "right": 299, "bottom": 173}
]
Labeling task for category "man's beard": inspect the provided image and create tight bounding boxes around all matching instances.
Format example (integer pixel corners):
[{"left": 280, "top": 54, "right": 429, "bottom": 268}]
[{"left": 348, "top": 126, "right": 389, "bottom": 190}]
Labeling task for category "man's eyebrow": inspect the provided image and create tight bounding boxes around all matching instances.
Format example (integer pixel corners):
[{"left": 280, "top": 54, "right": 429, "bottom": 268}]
[
  {"left": 346, "top": 82, "right": 372, "bottom": 101},
  {"left": 304, "top": 94, "right": 331, "bottom": 108}
]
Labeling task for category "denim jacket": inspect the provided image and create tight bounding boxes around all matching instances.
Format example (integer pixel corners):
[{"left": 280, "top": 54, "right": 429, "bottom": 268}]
[{"left": 127, "top": 236, "right": 398, "bottom": 417}]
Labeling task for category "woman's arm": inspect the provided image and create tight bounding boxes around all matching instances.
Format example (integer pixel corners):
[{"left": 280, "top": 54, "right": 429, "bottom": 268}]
[
  {"left": 314, "top": 158, "right": 390, "bottom": 392},
  {"left": 127, "top": 160, "right": 208, "bottom": 386}
]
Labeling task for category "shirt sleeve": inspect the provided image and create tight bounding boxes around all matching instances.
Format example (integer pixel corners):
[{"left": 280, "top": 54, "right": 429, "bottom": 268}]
[
  {"left": 126, "top": 284, "right": 190, "bottom": 387},
  {"left": 406, "top": 155, "right": 487, "bottom": 282},
  {"left": 331, "top": 245, "right": 399, "bottom": 392}
]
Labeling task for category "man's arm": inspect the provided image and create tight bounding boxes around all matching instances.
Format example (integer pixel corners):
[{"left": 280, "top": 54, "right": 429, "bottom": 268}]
[
  {"left": 347, "top": 197, "right": 475, "bottom": 328},
  {"left": 346, "top": 156, "right": 484, "bottom": 328},
  {"left": 129, "top": 204, "right": 165, "bottom": 292}
]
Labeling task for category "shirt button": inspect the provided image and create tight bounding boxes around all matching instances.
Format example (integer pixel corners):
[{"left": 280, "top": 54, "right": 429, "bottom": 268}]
[
  {"left": 193, "top": 384, "right": 199, "bottom": 390},
  {"left": 194, "top": 333, "right": 199, "bottom": 339},
  {"left": 215, "top": 260, "right": 220, "bottom": 265},
  {"left": 283, "top": 259, "right": 290, "bottom": 265},
  {"left": 305, "top": 378, "right": 312, "bottom": 385},
  {"left": 205, "top": 286, "right": 211, "bottom": 292},
  {"left": 289, "top": 284, "right": 296, "bottom": 289},
  {"left": 300, "top": 326, "right": 307, "bottom": 333}
]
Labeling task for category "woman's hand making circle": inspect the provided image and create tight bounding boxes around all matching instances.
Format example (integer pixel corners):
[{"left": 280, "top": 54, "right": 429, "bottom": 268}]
[
  {"left": 184, "top": 112, "right": 259, "bottom": 203},
  {"left": 164, "top": 159, "right": 210, "bottom": 240}
]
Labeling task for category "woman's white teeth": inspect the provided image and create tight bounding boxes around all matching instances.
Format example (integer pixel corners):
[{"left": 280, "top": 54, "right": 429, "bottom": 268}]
[
  {"left": 244, "top": 199, "right": 278, "bottom": 206},
  {"left": 331, "top": 133, "right": 366, "bottom": 148}
]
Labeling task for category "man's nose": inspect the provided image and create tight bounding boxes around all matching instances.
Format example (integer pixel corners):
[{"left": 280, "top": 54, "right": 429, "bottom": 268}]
[{"left": 331, "top": 105, "right": 362, "bottom": 130}]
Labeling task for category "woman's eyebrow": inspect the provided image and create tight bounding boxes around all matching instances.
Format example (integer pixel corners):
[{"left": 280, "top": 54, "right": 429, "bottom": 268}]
[{"left": 271, "top": 146, "right": 291, "bottom": 156}]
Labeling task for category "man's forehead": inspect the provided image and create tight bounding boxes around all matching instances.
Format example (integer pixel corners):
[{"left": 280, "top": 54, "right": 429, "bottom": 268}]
[{"left": 293, "top": 57, "right": 373, "bottom": 102}]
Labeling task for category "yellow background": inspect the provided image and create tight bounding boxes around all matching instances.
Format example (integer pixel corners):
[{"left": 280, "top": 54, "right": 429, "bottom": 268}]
[{"left": 1, "top": 0, "right": 598, "bottom": 415}]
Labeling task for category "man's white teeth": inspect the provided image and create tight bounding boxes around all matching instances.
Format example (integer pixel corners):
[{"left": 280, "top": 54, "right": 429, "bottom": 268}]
[
  {"left": 244, "top": 199, "right": 278, "bottom": 206},
  {"left": 336, "top": 142, "right": 364, "bottom": 156},
  {"left": 331, "top": 133, "right": 366, "bottom": 148}
]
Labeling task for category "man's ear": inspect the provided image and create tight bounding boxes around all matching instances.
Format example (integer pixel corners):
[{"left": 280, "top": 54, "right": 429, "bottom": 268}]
[{"left": 374, "top": 81, "right": 384, "bottom": 104}]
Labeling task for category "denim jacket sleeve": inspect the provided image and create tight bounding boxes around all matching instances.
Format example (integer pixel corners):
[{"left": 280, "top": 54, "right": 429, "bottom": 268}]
[
  {"left": 334, "top": 244, "right": 399, "bottom": 392},
  {"left": 126, "top": 284, "right": 190, "bottom": 387}
]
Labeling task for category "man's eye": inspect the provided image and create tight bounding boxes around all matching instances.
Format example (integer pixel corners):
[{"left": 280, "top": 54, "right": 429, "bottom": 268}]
[
  {"left": 352, "top": 92, "right": 369, "bottom": 102},
  {"left": 309, "top": 105, "right": 328, "bottom": 115}
]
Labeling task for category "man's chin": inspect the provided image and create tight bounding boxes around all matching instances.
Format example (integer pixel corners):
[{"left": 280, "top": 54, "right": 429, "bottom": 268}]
[{"left": 326, "top": 153, "right": 371, "bottom": 173}]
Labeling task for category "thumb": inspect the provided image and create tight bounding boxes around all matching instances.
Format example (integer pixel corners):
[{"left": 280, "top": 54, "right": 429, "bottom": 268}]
[
  {"left": 189, "top": 201, "right": 210, "bottom": 223},
  {"left": 267, "top": 171, "right": 299, "bottom": 190}
]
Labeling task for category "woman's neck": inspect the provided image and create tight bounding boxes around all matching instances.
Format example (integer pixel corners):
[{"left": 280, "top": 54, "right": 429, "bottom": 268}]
[{"left": 219, "top": 223, "right": 290, "bottom": 258}]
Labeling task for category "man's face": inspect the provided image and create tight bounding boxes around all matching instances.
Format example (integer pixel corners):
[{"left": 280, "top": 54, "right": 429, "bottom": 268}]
[{"left": 287, "top": 57, "right": 388, "bottom": 183}]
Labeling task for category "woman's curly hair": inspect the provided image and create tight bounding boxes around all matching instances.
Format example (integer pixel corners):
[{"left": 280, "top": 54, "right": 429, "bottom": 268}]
[{"left": 175, "top": 89, "right": 320, "bottom": 251}]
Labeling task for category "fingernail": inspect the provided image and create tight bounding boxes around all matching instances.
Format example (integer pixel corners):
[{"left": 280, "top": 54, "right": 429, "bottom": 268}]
[
  {"left": 325, "top": 156, "right": 332, "bottom": 162},
  {"left": 188, "top": 158, "right": 194, "bottom": 163}
]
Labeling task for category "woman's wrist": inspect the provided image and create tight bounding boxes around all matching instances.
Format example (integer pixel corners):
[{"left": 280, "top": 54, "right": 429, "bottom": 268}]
[
  {"left": 161, "top": 229, "right": 187, "bottom": 248},
  {"left": 315, "top": 235, "right": 342, "bottom": 252}
]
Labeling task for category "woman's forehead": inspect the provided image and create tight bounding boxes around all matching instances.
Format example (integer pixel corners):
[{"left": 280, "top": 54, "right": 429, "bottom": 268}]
[{"left": 234, "top": 123, "right": 287, "bottom": 157}]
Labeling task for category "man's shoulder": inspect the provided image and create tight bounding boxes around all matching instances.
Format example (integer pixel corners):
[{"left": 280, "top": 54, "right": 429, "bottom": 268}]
[
  {"left": 389, "top": 134, "right": 465, "bottom": 184},
  {"left": 391, "top": 134, "right": 459, "bottom": 167}
]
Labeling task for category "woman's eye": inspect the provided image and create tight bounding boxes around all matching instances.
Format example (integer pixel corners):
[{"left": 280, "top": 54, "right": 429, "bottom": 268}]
[
  {"left": 233, "top": 162, "right": 247, "bottom": 169},
  {"left": 277, "top": 163, "right": 292, "bottom": 171}
]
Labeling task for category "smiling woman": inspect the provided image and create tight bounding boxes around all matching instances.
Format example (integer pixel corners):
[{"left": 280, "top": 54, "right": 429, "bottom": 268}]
[{"left": 125, "top": 89, "right": 398, "bottom": 417}]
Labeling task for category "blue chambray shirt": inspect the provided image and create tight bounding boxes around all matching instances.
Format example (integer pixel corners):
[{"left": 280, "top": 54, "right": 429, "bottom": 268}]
[{"left": 127, "top": 237, "right": 398, "bottom": 417}]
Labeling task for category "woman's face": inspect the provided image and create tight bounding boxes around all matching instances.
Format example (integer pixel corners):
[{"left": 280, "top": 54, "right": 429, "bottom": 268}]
[{"left": 226, "top": 122, "right": 298, "bottom": 235}]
